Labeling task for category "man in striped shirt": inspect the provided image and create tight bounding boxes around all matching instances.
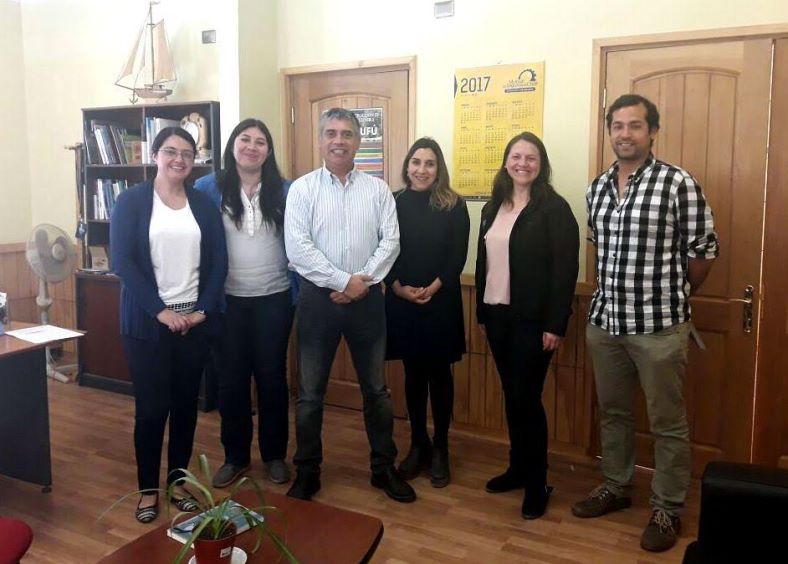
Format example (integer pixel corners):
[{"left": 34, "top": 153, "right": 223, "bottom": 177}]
[
  {"left": 573, "top": 94, "right": 718, "bottom": 552},
  {"left": 284, "top": 108, "right": 415, "bottom": 503}
]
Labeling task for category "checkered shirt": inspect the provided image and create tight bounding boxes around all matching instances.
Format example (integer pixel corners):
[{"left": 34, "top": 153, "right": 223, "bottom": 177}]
[{"left": 586, "top": 155, "right": 718, "bottom": 335}]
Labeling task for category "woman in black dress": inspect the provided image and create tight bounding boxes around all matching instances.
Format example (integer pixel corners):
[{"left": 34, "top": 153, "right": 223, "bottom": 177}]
[{"left": 385, "top": 137, "right": 470, "bottom": 488}]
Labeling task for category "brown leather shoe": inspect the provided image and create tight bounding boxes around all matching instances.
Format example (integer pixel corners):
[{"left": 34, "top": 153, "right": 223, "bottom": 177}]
[
  {"left": 571, "top": 485, "right": 632, "bottom": 518},
  {"left": 640, "top": 509, "right": 681, "bottom": 552}
]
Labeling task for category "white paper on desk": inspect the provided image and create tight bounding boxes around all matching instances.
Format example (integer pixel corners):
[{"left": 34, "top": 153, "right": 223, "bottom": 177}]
[{"left": 5, "top": 325, "right": 83, "bottom": 344}]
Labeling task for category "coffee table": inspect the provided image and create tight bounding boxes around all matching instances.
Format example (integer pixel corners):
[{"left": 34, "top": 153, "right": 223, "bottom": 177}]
[{"left": 98, "top": 490, "right": 383, "bottom": 563}]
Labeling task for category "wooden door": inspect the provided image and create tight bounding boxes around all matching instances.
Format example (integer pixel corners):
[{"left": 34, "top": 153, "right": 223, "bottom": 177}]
[
  {"left": 286, "top": 65, "right": 412, "bottom": 416},
  {"left": 602, "top": 39, "right": 772, "bottom": 474},
  {"left": 289, "top": 67, "right": 410, "bottom": 184},
  {"left": 753, "top": 38, "right": 788, "bottom": 469}
]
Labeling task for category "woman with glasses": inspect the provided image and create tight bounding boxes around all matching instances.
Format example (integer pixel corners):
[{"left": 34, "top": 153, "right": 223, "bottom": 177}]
[
  {"left": 475, "top": 132, "right": 578, "bottom": 520},
  {"left": 385, "top": 137, "right": 469, "bottom": 488},
  {"left": 195, "top": 118, "right": 296, "bottom": 489},
  {"left": 111, "top": 126, "right": 227, "bottom": 523}
]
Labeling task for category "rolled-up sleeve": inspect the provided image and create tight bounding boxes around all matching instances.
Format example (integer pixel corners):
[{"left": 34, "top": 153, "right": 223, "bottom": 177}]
[{"left": 676, "top": 176, "right": 719, "bottom": 259}]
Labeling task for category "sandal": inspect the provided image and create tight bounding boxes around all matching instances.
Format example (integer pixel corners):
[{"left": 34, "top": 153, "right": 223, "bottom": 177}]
[{"left": 135, "top": 494, "right": 159, "bottom": 524}]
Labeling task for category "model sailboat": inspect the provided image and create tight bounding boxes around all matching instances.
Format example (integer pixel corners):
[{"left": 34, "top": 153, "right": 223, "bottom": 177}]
[{"left": 115, "top": 1, "right": 176, "bottom": 103}]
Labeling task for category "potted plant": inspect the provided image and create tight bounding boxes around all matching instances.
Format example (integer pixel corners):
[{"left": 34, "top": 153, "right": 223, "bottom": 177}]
[{"left": 101, "top": 454, "right": 298, "bottom": 564}]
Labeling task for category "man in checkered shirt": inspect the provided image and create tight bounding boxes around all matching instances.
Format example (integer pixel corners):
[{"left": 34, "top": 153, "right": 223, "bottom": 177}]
[{"left": 572, "top": 94, "right": 718, "bottom": 553}]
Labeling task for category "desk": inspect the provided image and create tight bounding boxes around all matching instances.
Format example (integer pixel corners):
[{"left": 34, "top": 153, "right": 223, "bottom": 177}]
[
  {"left": 0, "top": 322, "right": 82, "bottom": 491},
  {"left": 98, "top": 490, "right": 383, "bottom": 564}
]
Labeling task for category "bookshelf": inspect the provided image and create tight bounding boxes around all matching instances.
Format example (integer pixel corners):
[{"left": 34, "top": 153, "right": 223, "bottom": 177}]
[{"left": 76, "top": 101, "right": 220, "bottom": 408}]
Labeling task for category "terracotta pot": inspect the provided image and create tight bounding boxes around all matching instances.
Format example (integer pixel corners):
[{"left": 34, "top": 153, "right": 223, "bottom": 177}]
[{"left": 193, "top": 523, "right": 236, "bottom": 564}]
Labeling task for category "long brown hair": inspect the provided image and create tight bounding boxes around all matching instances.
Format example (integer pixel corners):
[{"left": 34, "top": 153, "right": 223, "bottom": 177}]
[{"left": 401, "top": 137, "right": 459, "bottom": 210}]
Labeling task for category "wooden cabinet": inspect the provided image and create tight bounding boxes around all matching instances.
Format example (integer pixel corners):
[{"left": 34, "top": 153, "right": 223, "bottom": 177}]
[
  {"left": 76, "top": 101, "right": 220, "bottom": 407},
  {"left": 76, "top": 272, "right": 129, "bottom": 392}
]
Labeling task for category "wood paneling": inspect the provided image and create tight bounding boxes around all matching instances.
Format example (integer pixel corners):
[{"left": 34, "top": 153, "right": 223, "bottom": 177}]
[
  {"left": 0, "top": 243, "right": 77, "bottom": 353},
  {"left": 321, "top": 282, "right": 598, "bottom": 456}
]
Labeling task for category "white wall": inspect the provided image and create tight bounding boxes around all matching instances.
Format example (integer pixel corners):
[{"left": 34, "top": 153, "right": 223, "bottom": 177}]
[
  {"left": 0, "top": 0, "right": 32, "bottom": 244},
  {"left": 18, "top": 0, "right": 221, "bottom": 239},
  {"left": 7, "top": 0, "right": 788, "bottom": 272},
  {"left": 277, "top": 0, "right": 788, "bottom": 276},
  {"left": 239, "top": 0, "right": 282, "bottom": 158}
]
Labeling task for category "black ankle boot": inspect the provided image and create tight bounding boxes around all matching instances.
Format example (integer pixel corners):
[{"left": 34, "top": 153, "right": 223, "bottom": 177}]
[
  {"left": 430, "top": 447, "right": 450, "bottom": 488},
  {"left": 397, "top": 443, "right": 432, "bottom": 481},
  {"left": 485, "top": 468, "right": 524, "bottom": 493},
  {"left": 522, "top": 485, "right": 553, "bottom": 519}
]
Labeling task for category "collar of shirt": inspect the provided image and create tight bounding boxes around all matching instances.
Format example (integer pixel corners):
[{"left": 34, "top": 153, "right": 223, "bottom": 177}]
[
  {"left": 604, "top": 154, "right": 656, "bottom": 199},
  {"left": 239, "top": 182, "right": 262, "bottom": 236},
  {"left": 320, "top": 164, "right": 358, "bottom": 187}
]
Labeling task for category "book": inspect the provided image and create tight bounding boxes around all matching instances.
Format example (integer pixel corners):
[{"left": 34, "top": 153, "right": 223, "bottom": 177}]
[
  {"left": 88, "top": 246, "right": 109, "bottom": 271},
  {"left": 166, "top": 500, "right": 264, "bottom": 545},
  {"left": 109, "top": 125, "right": 128, "bottom": 164},
  {"left": 123, "top": 135, "right": 143, "bottom": 164},
  {"left": 93, "top": 126, "right": 111, "bottom": 164},
  {"left": 84, "top": 125, "right": 101, "bottom": 165}
]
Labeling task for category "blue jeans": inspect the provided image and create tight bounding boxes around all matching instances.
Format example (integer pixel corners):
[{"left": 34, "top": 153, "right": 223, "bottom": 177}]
[{"left": 293, "top": 279, "right": 397, "bottom": 474}]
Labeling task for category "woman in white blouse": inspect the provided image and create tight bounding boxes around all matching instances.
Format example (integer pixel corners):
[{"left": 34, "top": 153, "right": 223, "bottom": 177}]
[
  {"left": 111, "top": 127, "right": 227, "bottom": 523},
  {"left": 195, "top": 118, "right": 295, "bottom": 489}
]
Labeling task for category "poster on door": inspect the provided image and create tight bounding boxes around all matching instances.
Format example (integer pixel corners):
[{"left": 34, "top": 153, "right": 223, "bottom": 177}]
[
  {"left": 351, "top": 107, "right": 384, "bottom": 179},
  {"left": 452, "top": 62, "right": 545, "bottom": 198}
]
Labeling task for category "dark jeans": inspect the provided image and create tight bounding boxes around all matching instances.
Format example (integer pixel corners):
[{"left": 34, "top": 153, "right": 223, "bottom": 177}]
[
  {"left": 402, "top": 357, "right": 454, "bottom": 449},
  {"left": 484, "top": 305, "right": 553, "bottom": 489},
  {"left": 122, "top": 323, "right": 211, "bottom": 491},
  {"left": 217, "top": 291, "right": 294, "bottom": 466},
  {"left": 293, "top": 279, "right": 397, "bottom": 474}
]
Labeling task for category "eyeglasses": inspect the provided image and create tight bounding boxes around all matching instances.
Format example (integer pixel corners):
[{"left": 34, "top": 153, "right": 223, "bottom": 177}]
[{"left": 158, "top": 147, "right": 196, "bottom": 162}]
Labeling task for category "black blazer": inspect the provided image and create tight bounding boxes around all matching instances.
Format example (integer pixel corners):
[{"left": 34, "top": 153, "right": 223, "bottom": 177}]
[{"left": 475, "top": 189, "right": 579, "bottom": 336}]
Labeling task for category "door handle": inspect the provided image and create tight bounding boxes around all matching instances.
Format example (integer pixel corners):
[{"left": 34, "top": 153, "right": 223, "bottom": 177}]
[{"left": 727, "top": 285, "right": 754, "bottom": 334}]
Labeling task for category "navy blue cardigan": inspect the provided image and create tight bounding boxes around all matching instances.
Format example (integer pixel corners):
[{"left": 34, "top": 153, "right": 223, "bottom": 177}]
[{"left": 110, "top": 180, "right": 228, "bottom": 341}]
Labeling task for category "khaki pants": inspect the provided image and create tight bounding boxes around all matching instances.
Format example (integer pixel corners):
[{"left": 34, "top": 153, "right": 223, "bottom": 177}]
[{"left": 586, "top": 322, "right": 691, "bottom": 515}]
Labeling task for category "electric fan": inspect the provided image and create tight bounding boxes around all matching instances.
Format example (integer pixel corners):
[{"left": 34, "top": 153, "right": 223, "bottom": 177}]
[{"left": 24, "top": 224, "right": 78, "bottom": 383}]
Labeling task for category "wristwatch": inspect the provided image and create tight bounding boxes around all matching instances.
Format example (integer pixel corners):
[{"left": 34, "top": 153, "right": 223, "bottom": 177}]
[{"left": 195, "top": 309, "right": 206, "bottom": 316}]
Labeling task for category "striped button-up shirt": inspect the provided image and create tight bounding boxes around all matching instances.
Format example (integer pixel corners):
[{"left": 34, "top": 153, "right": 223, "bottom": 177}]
[
  {"left": 586, "top": 155, "right": 718, "bottom": 335},
  {"left": 284, "top": 166, "right": 400, "bottom": 292}
]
